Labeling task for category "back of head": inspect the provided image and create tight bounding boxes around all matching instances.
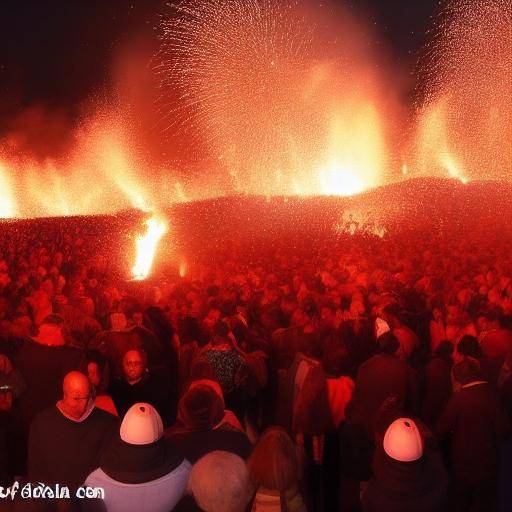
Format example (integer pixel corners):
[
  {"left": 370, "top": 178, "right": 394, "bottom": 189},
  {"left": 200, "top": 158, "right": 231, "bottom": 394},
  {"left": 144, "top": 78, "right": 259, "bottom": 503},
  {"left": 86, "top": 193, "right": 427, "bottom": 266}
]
[
  {"left": 247, "top": 426, "right": 300, "bottom": 493},
  {"left": 383, "top": 417, "right": 423, "bottom": 462},
  {"left": 213, "top": 319, "right": 230, "bottom": 339},
  {"left": 434, "top": 340, "right": 454, "bottom": 359},
  {"left": 457, "top": 335, "right": 482, "bottom": 360},
  {"left": 378, "top": 331, "right": 400, "bottom": 356},
  {"left": 321, "top": 343, "right": 352, "bottom": 377},
  {"left": 453, "top": 357, "right": 483, "bottom": 385},
  {"left": 189, "top": 451, "right": 252, "bottom": 512},
  {"left": 178, "top": 384, "right": 224, "bottom": 431}
]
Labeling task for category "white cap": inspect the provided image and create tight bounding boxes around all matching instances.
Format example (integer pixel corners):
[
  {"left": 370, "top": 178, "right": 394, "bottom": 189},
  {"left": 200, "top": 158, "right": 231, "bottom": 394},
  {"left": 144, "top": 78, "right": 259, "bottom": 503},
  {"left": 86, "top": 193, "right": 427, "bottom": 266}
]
[
  {"left": 120, "top": 403, "right": 163, "bottom": 445},
  {"left": 383, "top": 418, "right": 423, "bottom": 462}
]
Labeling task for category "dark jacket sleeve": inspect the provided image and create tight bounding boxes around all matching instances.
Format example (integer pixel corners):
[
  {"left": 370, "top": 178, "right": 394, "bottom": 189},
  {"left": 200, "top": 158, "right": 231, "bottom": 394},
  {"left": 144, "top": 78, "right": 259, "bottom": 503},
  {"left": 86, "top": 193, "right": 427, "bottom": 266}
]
[
  {"left": 493, "top": 396, "right": 510, "bottom": 441},
  {"left": 27, "top": 414, "right": 46, "bottom": 482},
  {"left": 436, "top": 393, "right": 458, "bottom": 439}
]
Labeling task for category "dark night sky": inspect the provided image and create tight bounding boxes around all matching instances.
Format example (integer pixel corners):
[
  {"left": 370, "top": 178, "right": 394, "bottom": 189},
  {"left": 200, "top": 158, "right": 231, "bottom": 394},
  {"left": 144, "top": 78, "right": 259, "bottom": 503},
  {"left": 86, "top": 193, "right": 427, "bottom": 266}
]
[{"left": 0, "top": 0, "right": 438, "bottom": 124}]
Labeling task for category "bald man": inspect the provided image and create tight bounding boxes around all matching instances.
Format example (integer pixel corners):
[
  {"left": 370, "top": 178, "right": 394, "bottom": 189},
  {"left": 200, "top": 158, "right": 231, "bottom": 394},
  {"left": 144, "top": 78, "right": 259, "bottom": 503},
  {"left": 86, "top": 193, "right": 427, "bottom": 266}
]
[{"left": 28, "top": 371, "right": 118, "bottom": 492}]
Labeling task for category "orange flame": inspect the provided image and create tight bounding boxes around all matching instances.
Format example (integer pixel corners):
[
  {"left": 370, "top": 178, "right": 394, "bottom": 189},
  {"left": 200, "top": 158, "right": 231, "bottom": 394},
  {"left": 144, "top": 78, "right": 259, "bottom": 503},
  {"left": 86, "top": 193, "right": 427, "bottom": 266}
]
[
  {"left": 0, "top": 160, "right": 16, "bottom": 218},
  {"left": 131, "top": 216, "right": 168, "bottom": 280}
]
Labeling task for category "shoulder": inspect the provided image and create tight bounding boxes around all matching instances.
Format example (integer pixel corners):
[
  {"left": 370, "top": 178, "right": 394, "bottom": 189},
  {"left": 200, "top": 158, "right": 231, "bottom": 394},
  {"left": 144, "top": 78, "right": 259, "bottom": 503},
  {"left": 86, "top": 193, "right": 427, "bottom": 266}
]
[
  {"left": 89, "top": 407, "right": 119, "bottom": 427},
  {"left": 30, "top": 406, "right": 62, "bottom": 435},
  {"left": 33, "top": 405, "right": 60, "bottom": 423}
]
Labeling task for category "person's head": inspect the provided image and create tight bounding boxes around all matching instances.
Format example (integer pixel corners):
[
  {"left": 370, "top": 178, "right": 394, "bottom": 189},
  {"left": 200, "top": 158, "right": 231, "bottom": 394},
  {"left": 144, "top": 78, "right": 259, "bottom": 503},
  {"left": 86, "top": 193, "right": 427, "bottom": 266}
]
[
  {"left": 453, "top": 357, "right": 484, "bottom": 386},
  {"left": 432, "top": 306, "right": 444, "bottom": 322},
  {"left": 383, "top": 418, "right": 423, "bottom": 462},
  {"left": 178, "top": 383, "right": 224, "bottom": 431},
  {"left": 434, "top": 340, "right": 454, "bottom": 360},
  {"left": 86, "top": 361, "right": 101, "bottom": 388},
  {"left": 122, "top": 349, "right": 147, "bottom": 384},
  {"left": 0, "top": 386, "right": 13, "bottom": 412},
  {"left": 378, "top": 331, "right": 400, "bottom": 356},
  {"left": 247, "top": 427, "right": 302, "bottom": 493},
  {"left": 77, "top": 296, "right": 95, "bottom": 318},
  {"left": 85, "top": 351, "right": 107, "bottom": 390},
  {"left": 291, "top": 307, "right": 309, "bottom": 327},
  {"left": 120, "top": 403, "right": 163, "bottom": 445},
  {"left": 320, "top": 304, "right": 336, "bottom": 327},
  {"left": 322, "top": 343, "right": 352, "bottom": 377},
  {"left": 0, "top": 354, "right": 13, "bottom": 376},
  {"left": 35, "top": 314, "right": 65, "bottom": 346},
  {"left": 476, "top": 309, "right": 501, "bottom": 332},
  {"left": 188, "top": 451, "right": 253, "bottom": 512},
  {"left": 61, "top": 371, "right": 91, "bottom": 420},
  {"left": 212, "top": 319, "right": 231, "bottom": 346},
  {"left": 457, "top": 335, "right": 482, "bottom": 360}
]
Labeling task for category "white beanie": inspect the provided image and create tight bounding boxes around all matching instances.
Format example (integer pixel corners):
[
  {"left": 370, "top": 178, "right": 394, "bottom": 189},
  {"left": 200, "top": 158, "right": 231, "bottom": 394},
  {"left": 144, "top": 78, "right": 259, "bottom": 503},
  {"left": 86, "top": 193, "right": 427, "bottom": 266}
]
[
  {"left": 120, "top": 403, "right": 163, "bottom": 445},
  {"left": 383, "top": 418, "right": 423, "bottom": 462}
]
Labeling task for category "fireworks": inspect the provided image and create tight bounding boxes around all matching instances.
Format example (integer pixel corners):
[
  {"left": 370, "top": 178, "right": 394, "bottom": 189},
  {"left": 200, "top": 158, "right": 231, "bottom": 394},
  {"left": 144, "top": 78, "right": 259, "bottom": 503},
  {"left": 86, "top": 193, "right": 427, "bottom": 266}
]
[
  {"left": 415, "top": 0, "right": 512, "bottom": 181},
  {"left": 0, "top": 160, "right": 16, "bottom": 218},
  {"left": 156, "top": 0, "right": 391, "bottom": 196},
  {"left": 131, "top": 216, "right": 168, "bottom": 280}
]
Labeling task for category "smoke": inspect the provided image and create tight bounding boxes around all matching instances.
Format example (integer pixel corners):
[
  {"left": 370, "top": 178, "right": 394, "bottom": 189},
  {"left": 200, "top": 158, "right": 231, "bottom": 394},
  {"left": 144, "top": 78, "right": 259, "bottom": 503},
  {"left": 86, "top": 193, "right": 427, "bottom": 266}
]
[{"left": 2, "top": 0, "right": 509, "bottom": 220}]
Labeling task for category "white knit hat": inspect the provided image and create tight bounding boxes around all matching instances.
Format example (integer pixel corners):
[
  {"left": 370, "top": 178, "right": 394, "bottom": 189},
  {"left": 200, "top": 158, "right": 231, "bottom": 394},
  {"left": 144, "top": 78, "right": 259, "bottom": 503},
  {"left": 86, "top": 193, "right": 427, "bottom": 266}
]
[
  {"left": 383, "top": 418, "right": 423, "bottom": 462},
  {"left": 120, "top": 403, "right": 163, "bottom": 445}
]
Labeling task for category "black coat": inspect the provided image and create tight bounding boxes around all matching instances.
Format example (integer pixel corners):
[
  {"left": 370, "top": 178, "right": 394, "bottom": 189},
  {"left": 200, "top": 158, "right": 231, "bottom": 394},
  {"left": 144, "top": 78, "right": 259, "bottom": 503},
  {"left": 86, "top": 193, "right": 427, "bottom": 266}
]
[
  {"left": 362, "top": 445, "right": 448, "bottom": 512},
  {"left": 165, "top": 426, "right": 252, "bottom": 463},
  {"left": 109, "top": 372, "right": 171, "bottom": 424},
  {"left": 13, "top": 338, "right": 84, "bottom": 427},
  {"left": 421, "top": 355, "right": 452, "bottom": 428},
  {"left": 436, "top": 382, "right": 510, "bottom": 483},
  {"left": 28, "top": 406, "right": 118, "bottom": 492},
  {"left": 350, "top": 354, "right": 419, "bottom": 434}
]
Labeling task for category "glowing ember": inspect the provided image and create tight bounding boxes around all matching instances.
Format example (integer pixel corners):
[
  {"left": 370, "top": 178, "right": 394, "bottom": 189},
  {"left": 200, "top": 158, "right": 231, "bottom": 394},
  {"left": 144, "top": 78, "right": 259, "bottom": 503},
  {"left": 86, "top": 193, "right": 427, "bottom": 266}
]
[
  {"left": 157, "top": 0, "right": 393, "bottom": 197},
  {"left": 333, "top": 210, "right": 387, "bottom": 238},
  {"left": 131, "top": 217, "right": 168, "bottom": 281},
  {"left": 0, "top": 161, "right": 16, "bottom": 218},
  {"left": 319, "top": 163, "right": 364, "bottom": 197},
  {"left": 179, "top": 259, "right": 188, "bottom": 278},
  {"left": 415, "top": 0, "right": 511, "bottom": 181}
]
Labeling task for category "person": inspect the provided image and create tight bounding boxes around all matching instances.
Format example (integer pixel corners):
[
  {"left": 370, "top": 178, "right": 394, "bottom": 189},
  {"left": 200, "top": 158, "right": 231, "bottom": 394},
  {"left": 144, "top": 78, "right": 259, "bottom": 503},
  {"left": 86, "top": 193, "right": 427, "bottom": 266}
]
[
  {"left": 247, "top": 427, "right": 307, "bottom": 512},
  {"left": 201, "top": 320, "right": 249, "bottom": 422},
  {"left": 429, "top": 306, "right": 447, "bottom": 352},
  {"left": 84, "top": 402, "right": 191, "bottom": 512},
  {"left": 0, "top": 353, "right": 26, "bottom": 401},
  {"left": 349, "top": 331, "right": 419, "bottom": 436},
  {"left": 109, "top": 349, "right": 170, "bottom": 423},
  {"left": 437, "top": 358, "right": 510, "bottom": 512},
  {"left": 421, "top": 340, "right": 453, "bottom": 429},
  {"left": 165, "top": 380, "right": 252, "bottom": 463},
  {"left": 28, "top": 371, "right": 118, "bottom": 493},
  {"left": 381, "top": 304, "right": 420, "bottom": 361},
  {"left": 477, "top": 312, "right": 512, "bottom": 360},
  {"left": 175, "top": 451, "right": 254, "bottom": 512},
  {"left": 84, "top": 351, "right": 118, "bottom": 416},
  {"left": 361, "top": 417, "right": 448, "bottom": 511},
  {"left": 455, "top": 334, "right": 482, "bottom": 362},
  {"left": 0, "top": 355, "right": 25, "bottom": 486},
  {"left": 0, "top": 384, "right": 25, "bottom": 487},
  {"left": 13, "top": 314, "right": 85, "bottom": 428}
]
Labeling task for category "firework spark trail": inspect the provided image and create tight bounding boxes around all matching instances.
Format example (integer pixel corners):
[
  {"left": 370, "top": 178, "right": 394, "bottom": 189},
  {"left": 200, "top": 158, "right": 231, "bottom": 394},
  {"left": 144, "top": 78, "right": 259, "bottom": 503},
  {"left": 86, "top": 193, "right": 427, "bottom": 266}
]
[
  {"left": 156, "top": 0, "right": 313, "bottom": 145},
  {"left": 415, "top": 0, "right": 512, "bottom": 181},
  {"left": 155, "top": 0, "right": 391, "bottom": 196},
  {"left": 0, "top": 160, "right": 16, "bottom": 218}
]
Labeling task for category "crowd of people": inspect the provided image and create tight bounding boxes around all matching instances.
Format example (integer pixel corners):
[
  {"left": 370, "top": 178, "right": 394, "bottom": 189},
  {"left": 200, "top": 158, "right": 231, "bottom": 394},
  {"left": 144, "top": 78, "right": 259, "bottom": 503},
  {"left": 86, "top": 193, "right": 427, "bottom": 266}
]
[{"left": 0, "top": 215, "right": 511, "bottom": 512}]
